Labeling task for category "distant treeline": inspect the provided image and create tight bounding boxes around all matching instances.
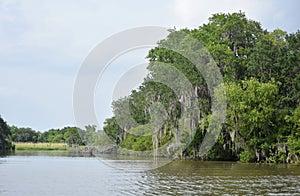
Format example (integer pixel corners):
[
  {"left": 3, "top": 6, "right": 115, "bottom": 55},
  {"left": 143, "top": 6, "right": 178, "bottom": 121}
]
[
  {"left": 10, "top": 126, "right": 84, "bottom": 146},
  {"left": 0, "top": 117, "right": 105, "bottom": 154},
  {"left": 10, "top": 124, "right": 107, "bottom": 148}
]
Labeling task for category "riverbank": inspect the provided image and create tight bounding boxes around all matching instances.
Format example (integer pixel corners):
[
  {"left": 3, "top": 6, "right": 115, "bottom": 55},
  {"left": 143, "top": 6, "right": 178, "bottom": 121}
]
[
  {"left": 14, "top": 142, "right": 69, "bottom": 151},
  {"left": 13, "top": 142, "right": 102, "bottom": 156}
]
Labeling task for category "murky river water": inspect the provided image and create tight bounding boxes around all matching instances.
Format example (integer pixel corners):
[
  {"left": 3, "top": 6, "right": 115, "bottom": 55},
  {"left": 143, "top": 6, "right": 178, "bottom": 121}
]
[{"left": 0, "top": 151, "right": 299, "bottom": 195}]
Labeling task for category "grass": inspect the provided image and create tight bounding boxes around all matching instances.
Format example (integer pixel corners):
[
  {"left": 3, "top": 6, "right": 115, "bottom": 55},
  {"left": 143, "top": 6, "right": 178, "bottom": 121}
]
[{"left": 14, "top": 142, "right": 69, "bottom": 151}]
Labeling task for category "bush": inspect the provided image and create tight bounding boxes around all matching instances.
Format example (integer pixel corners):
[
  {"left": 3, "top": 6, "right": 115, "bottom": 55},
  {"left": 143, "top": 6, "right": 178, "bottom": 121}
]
[{"left": 239, "top": 149, "right": 255, "bottom": 162}]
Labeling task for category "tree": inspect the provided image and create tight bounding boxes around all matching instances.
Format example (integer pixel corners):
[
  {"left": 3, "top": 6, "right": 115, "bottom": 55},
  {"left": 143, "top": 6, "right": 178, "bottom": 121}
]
[
  {"left": 0, "top": 116, "right": 13, "bottom": 154},
  {"left": 63, "top": 127, "right": 83, "bottom": 147},
  {"left": 79, "top": 125, "right": 98, "bottom": 146},
  {"left": 10, "top": 126, "right": 40, "bottom": 143},
  {"left": 223, "top": 79, "right": 278, "bottom": 161},
  {"left": 192, "top": 11, "right": 264, "bottom": 80},
  {"left": 103, "top": 117, "right": 122, "bottom": 145}
]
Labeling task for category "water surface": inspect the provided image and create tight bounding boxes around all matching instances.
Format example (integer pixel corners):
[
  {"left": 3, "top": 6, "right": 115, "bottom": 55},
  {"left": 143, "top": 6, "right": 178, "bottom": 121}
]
[{"left": 0, "top": 151, "right": 299, "bottom": 195}]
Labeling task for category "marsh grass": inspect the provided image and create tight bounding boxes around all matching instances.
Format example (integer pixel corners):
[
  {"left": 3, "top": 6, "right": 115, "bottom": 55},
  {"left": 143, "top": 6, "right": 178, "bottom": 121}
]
[{"left": 14, "top": 142, "right": 69, "bottom": 151}]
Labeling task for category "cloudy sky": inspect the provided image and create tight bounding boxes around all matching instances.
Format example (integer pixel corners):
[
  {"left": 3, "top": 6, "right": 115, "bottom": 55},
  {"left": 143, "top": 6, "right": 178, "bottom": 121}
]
[{"left": 0, "top": 0, "right": 299, "bottom": 131}]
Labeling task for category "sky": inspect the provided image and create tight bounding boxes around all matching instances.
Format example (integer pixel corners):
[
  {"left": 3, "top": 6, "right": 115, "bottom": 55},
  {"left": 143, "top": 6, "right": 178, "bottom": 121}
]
[{"left": 0, "top": 0, "right": 299, "bottom": 131}]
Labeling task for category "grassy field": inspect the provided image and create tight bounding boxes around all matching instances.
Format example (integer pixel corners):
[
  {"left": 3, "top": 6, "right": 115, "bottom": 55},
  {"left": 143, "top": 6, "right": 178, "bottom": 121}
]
[{"left": 14, "top": 142, "right": 69, "bottom": 151}]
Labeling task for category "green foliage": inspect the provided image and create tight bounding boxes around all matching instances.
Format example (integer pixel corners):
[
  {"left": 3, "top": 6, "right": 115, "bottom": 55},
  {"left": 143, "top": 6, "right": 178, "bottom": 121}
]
[
  {"left": 11, "top": 126, "right": 40, "bottom": 143},
  {"left": 103, "top": 117, "right": 122, "bottom": 144},
  {"left": 225, "top": 79, "right": 278, "bottom": 146},
  {"left": 100, "top": 12, "right": 300, "bottom": 163},
  {"left": 239, "top": 149, "right": 255, "bottom": 163},
  {"left": 0, "top": 116, "right": 14, "bottom": 154},
  {"left": 131, "top": 136, "right": 153, "bottom": 151},
  {"left": 119, "top": 125, "right": 154, "bottom": 152},
  {"left": 51, "top": 133, "right": 64, "bottom": 143},
  {"left": 63, "top": 127, "right": 83, "bottom": 147},
  {"left": 8, "top": 125, "right": 101, "bottom": 147}
]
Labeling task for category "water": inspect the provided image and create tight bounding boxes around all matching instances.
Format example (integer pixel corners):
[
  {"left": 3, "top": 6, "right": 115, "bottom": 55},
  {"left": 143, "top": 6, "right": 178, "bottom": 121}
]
[{"left": 0, "top": 151, "right": 299, "bottom": 195}]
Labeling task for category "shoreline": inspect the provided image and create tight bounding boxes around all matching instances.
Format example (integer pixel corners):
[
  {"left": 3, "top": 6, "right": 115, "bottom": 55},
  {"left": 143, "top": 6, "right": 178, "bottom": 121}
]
[
  {"left": 14, "top": 142, "right": 71, "bottom": 151},
  {"left": 5, "top": 150, "right": 300, "bottom": 166},
  {"left": 8, "top": 143, "right": 300, "bottom": 165}
]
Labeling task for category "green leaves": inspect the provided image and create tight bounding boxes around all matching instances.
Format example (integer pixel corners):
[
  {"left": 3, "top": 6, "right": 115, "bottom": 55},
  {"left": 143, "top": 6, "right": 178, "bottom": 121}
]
[
  {"left": 102, "top": 12, "right": 300, "bottom": 163},
  {"left": 225, "top": 79, "right": 278, "bottom": 141},
  {"left": 0, "top": 116, "right": 13, "bottom": 154}
]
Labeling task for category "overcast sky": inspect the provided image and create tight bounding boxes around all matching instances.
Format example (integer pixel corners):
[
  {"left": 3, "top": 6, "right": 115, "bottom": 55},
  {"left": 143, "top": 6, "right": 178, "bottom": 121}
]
[{"left": 1, "top": 0, "right": 299, "bottom": 131}]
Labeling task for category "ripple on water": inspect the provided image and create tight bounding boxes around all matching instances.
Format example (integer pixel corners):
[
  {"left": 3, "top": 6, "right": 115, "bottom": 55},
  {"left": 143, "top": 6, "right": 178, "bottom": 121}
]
[
  {"left": 133, "top": 161, "right": 300, "bottom": 195},
  {"left": 1, "top": 155, "right": 300, "bottom": 195}
]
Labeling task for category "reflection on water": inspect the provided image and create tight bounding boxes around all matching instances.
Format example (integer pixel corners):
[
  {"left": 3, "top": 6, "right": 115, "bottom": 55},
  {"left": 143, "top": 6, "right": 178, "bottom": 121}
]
[
  {"left": 0, "top": 151, "right": 299, "bottom": 195},
  {"left": 143, "top": 161, "right": 300, "bottom": 195},
  {"left": 97, "top": 153, "right": 172, "bottom": 171}
]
